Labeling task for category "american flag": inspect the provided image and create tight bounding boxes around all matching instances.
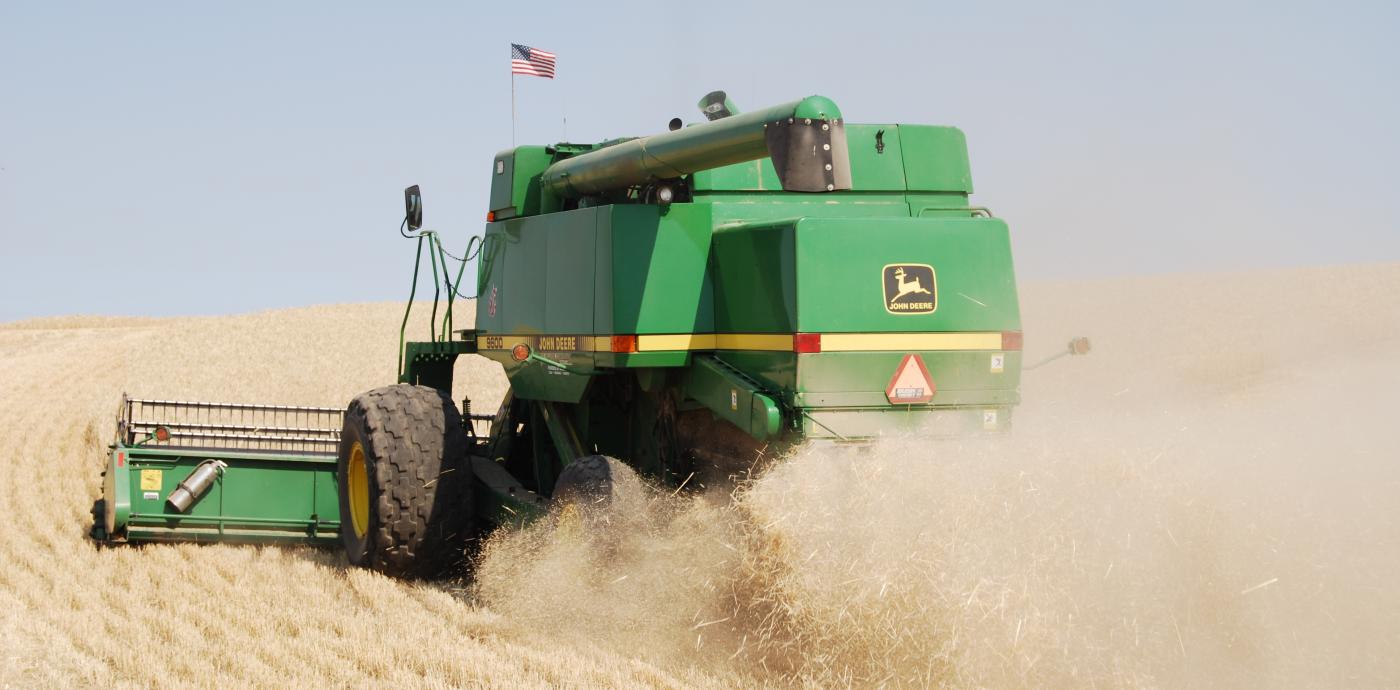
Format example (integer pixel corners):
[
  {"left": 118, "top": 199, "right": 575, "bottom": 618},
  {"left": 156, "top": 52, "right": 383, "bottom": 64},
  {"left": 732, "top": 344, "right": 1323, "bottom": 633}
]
[{"left": 510, "top": 43, "right": 556, "bottom": 79}]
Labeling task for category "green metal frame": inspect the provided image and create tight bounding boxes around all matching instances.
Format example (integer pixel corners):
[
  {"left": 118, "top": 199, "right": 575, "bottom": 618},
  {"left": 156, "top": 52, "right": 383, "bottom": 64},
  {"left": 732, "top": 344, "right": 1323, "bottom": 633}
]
[
  {"left": 683, "top": 355, "right": 783, "bottom": 440},
  {"left": 100, "top": 446, "right": 339, "bottom": 544}
]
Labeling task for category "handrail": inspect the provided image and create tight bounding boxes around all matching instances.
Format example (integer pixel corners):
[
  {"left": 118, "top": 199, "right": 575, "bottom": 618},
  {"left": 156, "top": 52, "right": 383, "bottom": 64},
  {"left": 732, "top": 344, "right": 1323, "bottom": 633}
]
[{"left": 397, "top": 227, "right": 483, "bottom": 378}]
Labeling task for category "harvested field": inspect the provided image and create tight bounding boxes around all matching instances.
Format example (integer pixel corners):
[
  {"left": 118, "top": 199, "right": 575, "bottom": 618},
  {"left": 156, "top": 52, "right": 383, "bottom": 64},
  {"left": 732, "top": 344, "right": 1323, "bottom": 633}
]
[{"left": 1, "top": 263, "right": 1397, "bottom": 688}]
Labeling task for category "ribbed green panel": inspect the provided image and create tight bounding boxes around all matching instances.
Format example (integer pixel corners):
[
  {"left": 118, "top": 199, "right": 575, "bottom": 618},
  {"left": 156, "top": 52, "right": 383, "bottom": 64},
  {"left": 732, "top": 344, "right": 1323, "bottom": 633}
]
[
  {"left": 480, "top": 207, "right": 604, "bottom": 336},
  {"left": 545, "top": 213, "right": 595, "bottom": 334},
  {"left": 602, "top": 205, "right": 714, "bottom": 334},
  {"left": 711, "top": 223, "right": 795, "bottom": 333}
]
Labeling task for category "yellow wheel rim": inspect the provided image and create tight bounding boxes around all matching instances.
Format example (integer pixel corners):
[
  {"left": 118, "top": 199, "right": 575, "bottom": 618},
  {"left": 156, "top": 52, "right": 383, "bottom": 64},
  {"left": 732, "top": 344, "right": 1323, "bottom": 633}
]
[{"left": 347, "top": 442, "right": 370, "bottom": 538}]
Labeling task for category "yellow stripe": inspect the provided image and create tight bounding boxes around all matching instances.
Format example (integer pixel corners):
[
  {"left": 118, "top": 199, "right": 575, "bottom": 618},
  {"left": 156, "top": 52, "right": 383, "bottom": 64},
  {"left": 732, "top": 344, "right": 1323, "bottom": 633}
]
[
  {"left": 638, "top": 334, "right": 716, "bottom": 351},
  {"left": 481, "top": 332, "right": 1004, "bottom": 353},
  {"left": 714, "top": 334, "right": 793, "bottom": 351},
  {"left": 820, "top": 332, "right": 1002, "bottom": 352}
]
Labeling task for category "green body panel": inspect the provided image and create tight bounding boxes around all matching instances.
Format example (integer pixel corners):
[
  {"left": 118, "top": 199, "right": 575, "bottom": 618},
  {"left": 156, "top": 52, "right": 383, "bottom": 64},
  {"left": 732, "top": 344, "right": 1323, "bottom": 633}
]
[
  {"left": 479, "top": 203, "right": 719, "bottom": 336},
  {"left": 546, "top": 214, "right": 597, "bottom": 333},
  {"left": 704, "top": 217, "right": 1018, "bottom": 334},
  {"left": 899, "top": 126, "right": 974, "bottom": 193},
  {"left": 103, "top": 446, "right": 339, "bottom": 544},
  {"left": 794, "top": 217, "right": 1019, "bottom": 332},
  {"left": 338, "top": 104, "right": 1024, "bottom": 534},
  {"left": 710, "top": 222, "right": 796, "bottom": 332},
  {"left": 489, "top": 146, "right": 553, "bottom": 220},
  {"left": 475, "top": 203, "right": 720, "bottom": 401},
  {"left": 709, "top": 350, "right": 1020, "bottom": 407},
  {"left": 804, "top": 405, "right": 1013, "bottom": 439},
  {"left": 691, "top": 124, "right": 970, "bottom": 195},
  {"left": 601, "top": 205, "right": 715, "bottom": 334},
  {"left": 474, "top": 118, "right": 1019, "bottom": 438},
  {"left": 496, "top": 211, "right": 551, "bottom": 333},
  {"left": 795, "top": 351, "right": 1021, "bottom": 407},
  {"left": 683, "top": 355, "right": 783, "bottom": 440},
  {"left": 496, "top": 359, "right": 592, "bottom": 403}
]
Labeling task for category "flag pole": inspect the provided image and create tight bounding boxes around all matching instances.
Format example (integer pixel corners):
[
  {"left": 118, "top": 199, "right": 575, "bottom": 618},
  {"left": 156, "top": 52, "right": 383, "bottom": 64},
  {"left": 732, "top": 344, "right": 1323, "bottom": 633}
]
[{"left": 511, "top": 72, "right": 517, "bottom": 147}]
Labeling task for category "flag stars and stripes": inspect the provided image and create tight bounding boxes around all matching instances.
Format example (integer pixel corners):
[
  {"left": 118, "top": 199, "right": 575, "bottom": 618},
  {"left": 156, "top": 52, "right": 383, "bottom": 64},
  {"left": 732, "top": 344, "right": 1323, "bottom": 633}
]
[{"left": 511, "top": 43, "right": 556, "bottom": 79}]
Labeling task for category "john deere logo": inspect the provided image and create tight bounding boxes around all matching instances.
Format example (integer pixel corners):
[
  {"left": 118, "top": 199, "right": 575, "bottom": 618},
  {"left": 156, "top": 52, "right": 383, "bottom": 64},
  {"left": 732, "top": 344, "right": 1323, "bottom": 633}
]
[{"left": 882, "top": 264, "right": 937, "bottom": 314}]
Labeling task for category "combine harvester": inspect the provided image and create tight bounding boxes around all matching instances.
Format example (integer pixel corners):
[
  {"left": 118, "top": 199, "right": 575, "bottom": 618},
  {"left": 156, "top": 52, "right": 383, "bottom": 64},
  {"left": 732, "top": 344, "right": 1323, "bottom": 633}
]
[{"left": 94, "top": 92, "right": 1086, "bottom": 576}]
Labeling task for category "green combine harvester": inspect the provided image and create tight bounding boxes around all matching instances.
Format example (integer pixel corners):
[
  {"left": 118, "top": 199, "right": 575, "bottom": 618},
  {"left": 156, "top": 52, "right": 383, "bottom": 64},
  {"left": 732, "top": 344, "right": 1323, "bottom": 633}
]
[{"left": 95, "top": 91, "right": 1073, "bottom": 577}]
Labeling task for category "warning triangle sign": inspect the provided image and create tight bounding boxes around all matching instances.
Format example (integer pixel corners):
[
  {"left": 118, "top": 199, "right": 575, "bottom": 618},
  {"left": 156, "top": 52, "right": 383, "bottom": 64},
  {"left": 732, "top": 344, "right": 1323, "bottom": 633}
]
[{"left": 886, "top": 354, "right": 936, "bottom": 404}]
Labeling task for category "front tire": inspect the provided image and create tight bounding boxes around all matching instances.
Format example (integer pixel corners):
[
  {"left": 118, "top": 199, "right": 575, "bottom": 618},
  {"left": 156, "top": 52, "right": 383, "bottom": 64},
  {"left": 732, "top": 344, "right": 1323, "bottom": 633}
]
[{"left": 338, "top": 384, "right": 471, "bottom": 578}]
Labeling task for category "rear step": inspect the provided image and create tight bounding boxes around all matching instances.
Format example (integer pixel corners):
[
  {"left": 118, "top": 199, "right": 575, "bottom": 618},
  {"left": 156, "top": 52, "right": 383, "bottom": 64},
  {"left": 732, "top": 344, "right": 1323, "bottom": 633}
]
[{"left": 94, "top": 395, "right": 344, "bottom": 545}]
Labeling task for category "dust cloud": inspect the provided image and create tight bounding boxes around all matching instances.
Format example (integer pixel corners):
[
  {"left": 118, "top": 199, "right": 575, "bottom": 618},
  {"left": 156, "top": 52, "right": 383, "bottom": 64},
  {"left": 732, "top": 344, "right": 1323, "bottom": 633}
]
[
  {"left": 0, "top": 265, "right": 1395, "bottom": 688},
  {"left": 473, "top": 264, "right": 1400, "bottom": 689}
]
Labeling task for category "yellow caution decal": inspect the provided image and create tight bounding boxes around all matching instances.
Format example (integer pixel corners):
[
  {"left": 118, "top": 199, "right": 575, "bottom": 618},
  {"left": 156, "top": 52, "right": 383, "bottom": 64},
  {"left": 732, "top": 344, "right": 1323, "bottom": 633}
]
[{"left": 140, "top": 469, "right": 162, "bottom": 491}]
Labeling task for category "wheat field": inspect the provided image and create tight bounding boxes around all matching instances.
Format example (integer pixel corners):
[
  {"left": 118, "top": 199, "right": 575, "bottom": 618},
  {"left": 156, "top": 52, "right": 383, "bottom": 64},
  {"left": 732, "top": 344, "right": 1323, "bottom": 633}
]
[{"left": 2, "top": 264, "right": 1397, "bottom": 688}]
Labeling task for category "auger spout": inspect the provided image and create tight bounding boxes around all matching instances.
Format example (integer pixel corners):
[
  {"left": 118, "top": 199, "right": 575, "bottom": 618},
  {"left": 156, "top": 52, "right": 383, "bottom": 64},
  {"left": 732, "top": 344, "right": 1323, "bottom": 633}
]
[{"left": 540, "top": 95, "right": 852, "bottom": 197}]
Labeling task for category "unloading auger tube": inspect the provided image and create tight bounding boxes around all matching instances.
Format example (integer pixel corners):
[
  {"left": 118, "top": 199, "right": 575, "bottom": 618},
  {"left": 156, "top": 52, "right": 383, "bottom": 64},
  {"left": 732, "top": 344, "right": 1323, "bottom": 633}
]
[{"left": 539, "top": 95, "right": 853, "bottom": 197}]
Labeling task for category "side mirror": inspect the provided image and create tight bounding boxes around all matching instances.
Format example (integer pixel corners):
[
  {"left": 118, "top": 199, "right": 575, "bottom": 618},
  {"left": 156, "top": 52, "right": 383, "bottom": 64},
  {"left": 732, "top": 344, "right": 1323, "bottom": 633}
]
[{"left": 404, "top": 185, "right": 423, "bottom": 231}]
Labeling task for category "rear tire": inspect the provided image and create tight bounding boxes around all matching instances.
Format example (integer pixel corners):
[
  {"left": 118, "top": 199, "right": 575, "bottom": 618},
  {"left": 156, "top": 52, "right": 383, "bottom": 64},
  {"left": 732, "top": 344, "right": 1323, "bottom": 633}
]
[
  {"left": 552, "top": 454, "right": 617, "bottom": 508},
  {"left": 338, "top": 384, "right": 471, "bottom": 578}
]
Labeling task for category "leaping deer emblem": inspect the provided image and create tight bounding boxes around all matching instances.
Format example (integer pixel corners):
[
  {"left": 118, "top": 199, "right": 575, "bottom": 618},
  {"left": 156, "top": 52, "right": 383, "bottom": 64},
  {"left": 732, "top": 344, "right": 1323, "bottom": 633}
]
[{"left": 891, "top": 267, "right": 932, "bottom": 302}]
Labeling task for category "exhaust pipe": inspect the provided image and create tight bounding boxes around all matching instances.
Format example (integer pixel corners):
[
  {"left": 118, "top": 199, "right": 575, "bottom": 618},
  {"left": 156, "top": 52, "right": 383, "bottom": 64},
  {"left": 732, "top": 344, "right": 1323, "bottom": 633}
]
[{"left": 167, "top": 460, "right": 228, "bottom": 513}]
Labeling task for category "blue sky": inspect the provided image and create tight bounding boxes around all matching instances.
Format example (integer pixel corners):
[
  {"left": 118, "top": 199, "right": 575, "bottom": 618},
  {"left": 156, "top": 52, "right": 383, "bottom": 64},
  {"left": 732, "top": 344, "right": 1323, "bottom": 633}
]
[{"left": 1, "top": 1, "right": 1396, "bottom": 319}]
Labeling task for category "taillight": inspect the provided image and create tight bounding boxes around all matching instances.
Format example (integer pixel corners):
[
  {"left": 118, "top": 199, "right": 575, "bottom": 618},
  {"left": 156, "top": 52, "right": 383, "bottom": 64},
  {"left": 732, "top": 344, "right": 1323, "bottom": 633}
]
[
  {"left": 486, "top": 210, "right": 496, "bottom": 222},
  {"left": 610, "top": 335, "right": 638, "bottom": 353},
  {"left": 1000, "top": 331, "right": 1023, "bottom": 351},
  {"left": 793, "top": 333, "right": 822, "bottom": 353}
]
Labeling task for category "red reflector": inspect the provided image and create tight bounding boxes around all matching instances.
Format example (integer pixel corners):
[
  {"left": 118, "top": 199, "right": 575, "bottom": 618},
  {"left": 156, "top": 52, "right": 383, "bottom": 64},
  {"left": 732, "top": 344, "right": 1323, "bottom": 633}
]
[
  {"left": 610, "top": 335, "right": 638, "bottom": 353},
  {"left": 510, "top": 343, "right": 531, "bottom": 361},
  {"left": 793, "top": 333, "right": 822, "bottom": 353},
  {"left": 886, "top": 353, "right": 936, "bottom": 404},
  {"left": 1001, "top": 330, "right": 1023, "bottom": 351},
  {"left": 486, "top": 210, "right": 496, "bottom": 222},
  {"left": 117, "top": 452, "right": 125, "bottom": 467}
]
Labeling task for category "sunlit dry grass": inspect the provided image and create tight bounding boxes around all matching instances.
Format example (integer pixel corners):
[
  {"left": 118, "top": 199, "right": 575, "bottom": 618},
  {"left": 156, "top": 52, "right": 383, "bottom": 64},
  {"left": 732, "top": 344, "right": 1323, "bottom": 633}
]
[
  {"left": 3, "top": 264, "right": 1399, "bottom": 688},
  {"left": 0, "top": 302, "right": 726, "bottom": 688}
]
